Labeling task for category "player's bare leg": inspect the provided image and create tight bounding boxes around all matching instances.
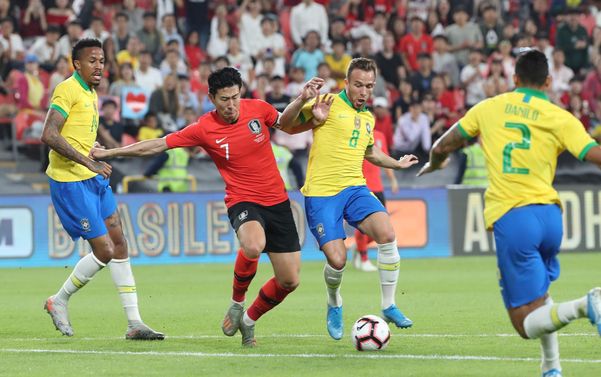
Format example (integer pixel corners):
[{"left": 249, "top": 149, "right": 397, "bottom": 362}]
[
  {"left": 239, "top": 251, "right": 301, "bottom": 347},
  {"left": 222, "top": 221, "right": 264, "bottom": 338},
  {"left": 360, "top": 212, "right": 412, "bottom": 328},
  {"left": 104, "top": 212, "right": 163, "bottom": 340},
  {"left": 321, "top": 239, "right": 347, "bottom": 340}
]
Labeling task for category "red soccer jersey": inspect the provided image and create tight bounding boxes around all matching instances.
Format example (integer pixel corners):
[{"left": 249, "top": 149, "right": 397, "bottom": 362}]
[
  {"left": 166, "top": 99, "right": 288, "bottom": 208},
  {"left": 398, "top": 33, "right": 433, "bottom": 71},
  {"left": 362, "top": 130, "right": 388, "bottom": 193}
]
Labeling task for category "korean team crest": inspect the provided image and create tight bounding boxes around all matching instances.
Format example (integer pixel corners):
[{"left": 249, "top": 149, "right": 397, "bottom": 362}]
[
  {"left": 80, "top": 218, "right": 91, "bottom": 232},
  {"left": 316, "top": 223, "right": 325, "bottom": 238},
  {"left": 239, "top": 210, "right": 248, "bottom": 221},
  {"left": 366, "top": 122, "right": 371, "bottom": 134},
  {"left": 248, "top": 119, "right": 262, "bottom": 135}
]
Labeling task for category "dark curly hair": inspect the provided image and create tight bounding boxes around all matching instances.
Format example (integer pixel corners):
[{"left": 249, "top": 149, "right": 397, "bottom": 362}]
[{"left": 208, "top": 67, "right": 242, "bottom": 96}]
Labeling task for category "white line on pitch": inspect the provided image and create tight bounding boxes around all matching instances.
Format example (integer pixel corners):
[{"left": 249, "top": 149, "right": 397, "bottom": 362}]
[
  {"left": 2, "top": 333, "right": 596, "bottom": 342},
  {"left": 1, "top": 348, "right": 600, "bottom": 364}
]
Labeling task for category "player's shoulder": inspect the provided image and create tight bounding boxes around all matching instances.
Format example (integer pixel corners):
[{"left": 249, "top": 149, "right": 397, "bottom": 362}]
[
  {"left": 241, "top": 98, "right": 274, "bottom": 112},
  {"left": 53, "top": 75, "right": 77, "bottom": 94}
]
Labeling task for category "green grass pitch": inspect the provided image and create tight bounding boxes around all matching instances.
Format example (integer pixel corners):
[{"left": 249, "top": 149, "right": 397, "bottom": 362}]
[{"left": 0, "top": 254, "right": 600, "bottom": 376}]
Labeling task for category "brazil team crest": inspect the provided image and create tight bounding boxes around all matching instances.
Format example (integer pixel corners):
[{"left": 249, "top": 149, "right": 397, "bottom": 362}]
[
  {"left": 366, "top": 122, "right": 371, "bottom": 134},
  {"left": 316, "top": 223, "right": 325, "bottom": 238},
  {"left": 80, "top": 218, "right": 91, "bottom": 232},
  {"left": 248, "top": 119, "right": 261, "bottom": 134}
]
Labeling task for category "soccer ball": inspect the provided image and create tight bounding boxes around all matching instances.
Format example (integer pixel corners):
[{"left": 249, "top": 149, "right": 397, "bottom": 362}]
[{"left": 351, "top": 315, "right": 391, "bottom": 351}]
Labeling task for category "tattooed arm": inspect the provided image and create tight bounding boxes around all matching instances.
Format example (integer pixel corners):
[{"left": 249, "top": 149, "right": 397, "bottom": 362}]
[
  {"left": 417, "top": 124, "right": 467, "bottom": 177},
  {"left": 41, "top": 108, "right": 112, "bottom": 178}
]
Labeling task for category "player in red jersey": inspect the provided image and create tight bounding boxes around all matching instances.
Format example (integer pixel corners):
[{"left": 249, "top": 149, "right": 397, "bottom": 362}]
[
  {"left": 352, "top": 129, "right": 399, "bottom": 272},
  {"left": 90, "top": 68, "right": 326, "bottom": 347}
]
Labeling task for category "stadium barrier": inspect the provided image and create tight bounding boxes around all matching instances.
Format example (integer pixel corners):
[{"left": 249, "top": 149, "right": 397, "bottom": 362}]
[{"left": 0, "top": 188, "right": 450, "bottom": 267}]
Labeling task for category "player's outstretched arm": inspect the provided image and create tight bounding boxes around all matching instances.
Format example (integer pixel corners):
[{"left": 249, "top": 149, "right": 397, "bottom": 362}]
[
  {"left": 365, "top": 144, "right": 419, "bottom": 170},
  {"left": 279, "top": 77, "right": 324, "bottom": 134},
  {"left": 90, "top": 137, "right": 169, "bottom": 160},
  {"left": 584, "top": 145, "right": 601, "bottom": 168},
  {"left": 417, "top": 124, "right": 465, "bottom": 177},
  {"left": 41, "top": 108, "right": 112, "bottom": 178}
]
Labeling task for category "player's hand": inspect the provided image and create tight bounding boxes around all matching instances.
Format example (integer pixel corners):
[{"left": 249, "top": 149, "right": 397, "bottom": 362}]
[
  {"left": 90, "top": 146, "right": 111, "bottom": 160},
  {"left": 311, "top": 93, "right": 334, "bottom": 125},
  {"left": 396, "top": 154, "right": 419, "bottom": 169},
  {"left": 87, "top": 159, "right": 112, "bottom": 179},
  {"left": 93, "top": 141, "right": 105, "bottom": 149},
  {"left": 299, "top": 77, "right": 324, "bottom": 102},
  {"left": 416, "top": 157, "right": 450, "bottom": 177}
]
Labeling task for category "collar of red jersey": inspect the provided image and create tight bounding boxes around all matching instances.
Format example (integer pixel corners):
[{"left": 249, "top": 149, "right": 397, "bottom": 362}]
[{"left": 514, "top": 87, "right": 549, "bottom": 102}]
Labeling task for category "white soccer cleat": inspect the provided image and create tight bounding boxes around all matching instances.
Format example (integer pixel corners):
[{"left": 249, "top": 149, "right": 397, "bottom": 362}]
[
  {"left": 44, "top": 296, "right": 74, "bottom": 336},
  {"left": 587, "top": 287, "right": 601, "bottom": 336},
  {"left": 358, "top": 259, "right": 378, "bottom": 272}
]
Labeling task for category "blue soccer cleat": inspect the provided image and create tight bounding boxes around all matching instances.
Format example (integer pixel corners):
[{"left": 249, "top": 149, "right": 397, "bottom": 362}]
[
  {"left": 382, "top": 304, "right": 413, "bottom": 328},
  {"left": 327, "top": 305, "right": 343, "bottom": 340},
  {"left": 587, "top": 287, "right": 601, "bottom": 336},
  {"left": 542, "top": 368, "right": 562, "bottom": 377}
]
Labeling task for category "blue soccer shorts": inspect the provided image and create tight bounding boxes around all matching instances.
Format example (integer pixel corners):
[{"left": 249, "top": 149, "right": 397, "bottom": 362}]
[
  {"left": 49, "top": 175, "right": 117, "bottom": 240},
  {"left": 493, "top": 204, "right": 563, "bottom": 309},
  {"left": 305, "top": 185, "right": 386, "bottom": 248}
]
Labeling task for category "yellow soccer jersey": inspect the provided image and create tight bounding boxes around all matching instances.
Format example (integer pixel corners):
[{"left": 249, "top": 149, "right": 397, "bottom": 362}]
[
  {"left": 46, "top": 72, "right": 100, "bottom": 182},
  {"left": 458, "top": 87, "right": 597, "bottom": 229},
  {"left": 299, "top": 90, "right": 375, "bottom": 196}
]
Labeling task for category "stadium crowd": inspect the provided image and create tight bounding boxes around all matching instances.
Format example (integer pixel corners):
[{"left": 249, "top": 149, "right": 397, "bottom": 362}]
[{"left": 2, "top": 0, "right": 601, "bottom": 188}]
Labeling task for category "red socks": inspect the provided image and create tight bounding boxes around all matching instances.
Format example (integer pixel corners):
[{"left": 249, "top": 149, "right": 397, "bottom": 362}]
[
  {"left": 246, "top": 277, "right": 292, "bottom": 321},
  {"left": 232, "top": 249, "right": 259, "bottom": 302},
  {"left": 354, "top": 230, "right": 372, "bottom": 262}
]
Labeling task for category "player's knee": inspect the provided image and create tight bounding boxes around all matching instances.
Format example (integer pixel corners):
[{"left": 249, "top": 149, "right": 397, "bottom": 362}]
[
  {"left": 374, "top": 229, "right": 396, "bottom": 244},
  {"left": 279, "top": 278, "right": 300, "bottom": 291},
  {"left": 112, "top": 238, "right": 128, "bottom": 259},
  {"left": 329, "top": 257, "right": 346, "bottom": 271},
  {"left": 242, "top": 241, "right": 265, "bottom": 258}
]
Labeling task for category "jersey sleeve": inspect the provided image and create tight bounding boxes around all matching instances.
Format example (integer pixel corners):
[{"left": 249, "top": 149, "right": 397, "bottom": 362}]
[
  {"left": 456, "top": 100, "right": 485, "bottom": 139},
  {"left": 558, "top": 114, "right": 598, "bottom": 161},
  {"left": 50, "top": 82, "right": 74, "bottom": 119},
  {"left": 165, "top": 121, "right": 204, "bottom": 148},
  {"left": 297, "top": 98, "right": 316, "bottom": 124},
  {"left": 261, "top": 100, "right": 279, "bottom": 127}
]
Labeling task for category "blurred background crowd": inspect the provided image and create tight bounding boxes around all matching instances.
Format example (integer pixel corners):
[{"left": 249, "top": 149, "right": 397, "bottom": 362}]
[{"left": 1, "top": 0, "right": 601, "bottom": 193}]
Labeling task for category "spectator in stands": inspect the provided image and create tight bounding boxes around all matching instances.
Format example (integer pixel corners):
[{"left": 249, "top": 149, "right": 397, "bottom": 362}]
[
  {"left": 150, "top": 74, "right": 179, "bottom": 133},
  {"left": 399, "top": 16, "right": 433, "bottom": 73},
  {"left": 207, "top": 19, "right": 231, "bottom": 60},
  {"left": 135, "top": 50, "right": 163, "bottom": 92},
  {"left": 325, "top": 38, "right": 352, "bottom": 90},
  {"left": 144, "top": 146, "right": 192, "bottom": 193},
  {"left": 291, "top": 30, "right": 324, "bottom": 81},
  {"left": 393, "top": 79, "right": 415, "bottom": 120},
  {"left": 316, "top": 62, "right": 336, "bottom": 94},
  {"left": 213, "top": 55, "right": 231, "bottom": 72},
  {"left": 375, "top": 31, "right": 403, "bottom": 91},
  {"left": 348, "top": 11, "right": 387, "bottom": 54},
  {"left": 177, "top": 74, "right": 199, "bottom": 126},
  {"left": 410, "top": 53, "right": 436, "bottom": 99},
  {"left": 432, "top": 34, "right": 460, "bottom": 88},
  {"left": 0, "top": 0, "right": 17, "bottom": 32},
  {"left": 286, "top": 66, "right": 305, "bottom": 97},
  {"left": 497, "top": 39, "right": 515, "bottom": 81},
  {"left": 422, "top": 92, "right": 447, "bottom": 139},
  {"left": 109, "top": 63, "right": 139, "bottom": 98},
  {"left": 556, "top": 7, "right": 589, "bottom": 74},
  {"left": 28, "top": 25, "right": 61, "bottom": 72},
  {"left": 116, "top": 35, "right": 141, "bottom": 70},
  {"left": 372, "top": 96, "right": 394, "bottom": 150},
  {"left": 184, "top": 30, "right": 205, "bottom": 71},
  {"left": 122, "top": 0, "right": 143, "bottom": 34},
  {"left": 353, "top": 35, "right": 373, "bottom": 59},
  {"left": 102, "top": 36, "right": 118, "bottom": 82},
  {"left": 445, "top": 6, "right": 483, "bottom": 67},
  {"left": 137, "top": 12, "right": 163, "bottom": 65},
  {"left": 460, "top": 48, "right": 487, "bottom": 108},
  {"left": 20, "top": 0, "right": 47, "bottom": 42},
  {"left": 227, "top": 37, "right": 254, "bottom": 85},
  {"left": 535, "top": 31, "right": 553, "bottom": 62},
  {"left": 392, "top": 100, "right": 431, "bottom": 159},
  {"left": 271, "top": 130, "right": 294, "bottom": 190},
  {"left": 562, "top": 76, "right": 585, "bottom": 109},
  {"left": 113, "top": 12, "right": 131, "bottom": 53},
  {"left": 568, "top": 94, "right": 591, "bottom": 131},
  {"left": 584, "top": 60, "right": 601, "bottom": 119},
  {"left": 255, "top": 13, "right": 287, "bottom": 77},
  {"left": 46, "top": 0, "right": 74, "bottom": 29},
  {"left": 549, "top": 48, "right": 574, "bottom": 103},
  {"left": 83, "top": 16, "right": 110, "bottom": 42},
  {"left": 0, "top": 17, "right": 25, "bottom": 70},
  {"left": 290, "top": 0, "right": 329, "bottom": 47},
  {"left": 238, "top": 0, "right": 263, "bottom": 58},
  {"left": 137, "top": 112, "right": 163, "bottom": 141},
  {"left": 390, "top": 15, "right": 407, "bottom": 45},
  {"left": 160, "top": 13, "right": 184, "bottom": 58},
  {"left": 98, "top": 99, "right": 124, "bottom": 149},
  {"left": 160, "top": 48, "right": 187, "bottom": 78},
  {"left": 183, "top": 0, "right": 211, "bottom": 50},
  {"left": 530, "top": 0, "right": 553, "bottom": 37},
  {"left": 57, "top": 19, "right": 83, "bottom": 58},
  {"left": 265, "top": 75, "right": 291, "bottom": 112},
  {"left": 426, "top": 9, "right": 445, "bottom": 36},
  {"left": 455, "top": 138, "right": 488, "bottom": 187},
  {"left": 479, "top": 4, "right": 503, "bottom": 57},
  {"left": 430, "top": 74, "right": 461, "bottom": 129},
  {"left": 272, "top": 126, "right": 312, "bottom": 189},
  {"left": 48, "top": 56, "right": 69, "bottom": 96},
  {"left": 251, "top": 72, "right": 269, "bottom": 100},
  {"left": 327, "top": 16, "right": 348, "bottom": 49},
  {"left": 483, "top": 58, "right": 509, "bottom": 98},
  {"left": 17, "top": 54, "right": 47, "bottom": 113}
]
